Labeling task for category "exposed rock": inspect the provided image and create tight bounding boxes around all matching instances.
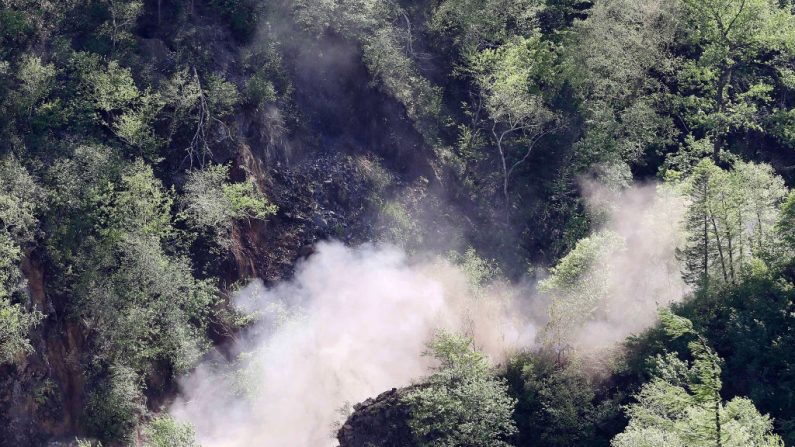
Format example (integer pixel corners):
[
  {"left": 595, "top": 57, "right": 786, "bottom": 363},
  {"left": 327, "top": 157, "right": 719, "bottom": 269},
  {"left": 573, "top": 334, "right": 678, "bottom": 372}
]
[{"left": 336, "top": 387, "right": 418, "bottom": 447}]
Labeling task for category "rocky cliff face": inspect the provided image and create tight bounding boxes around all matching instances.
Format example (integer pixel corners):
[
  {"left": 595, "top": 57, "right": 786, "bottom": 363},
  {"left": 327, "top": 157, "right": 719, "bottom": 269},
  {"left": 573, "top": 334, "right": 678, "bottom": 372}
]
[{"left": 337, "top": 388, "right": 417, "bottom": 447}]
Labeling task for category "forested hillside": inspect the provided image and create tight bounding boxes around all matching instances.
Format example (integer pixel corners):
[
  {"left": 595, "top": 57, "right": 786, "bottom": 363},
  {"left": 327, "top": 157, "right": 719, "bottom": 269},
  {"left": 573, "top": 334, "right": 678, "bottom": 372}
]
[{"left": 3, "top": 0, "right": 795, "bottom": 445}]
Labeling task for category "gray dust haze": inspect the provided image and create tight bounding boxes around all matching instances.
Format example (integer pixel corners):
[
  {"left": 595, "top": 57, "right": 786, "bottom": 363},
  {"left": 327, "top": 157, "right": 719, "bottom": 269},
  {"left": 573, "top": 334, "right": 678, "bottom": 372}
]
[
  {"left": 170, "top": 242, "right": 536, "bottom": 446},
  {"left": 572, "top": 180, "right": 688, "bottom": 350},
  {"left": 170, "top": 182, "right": 687, "bottom": 446}
]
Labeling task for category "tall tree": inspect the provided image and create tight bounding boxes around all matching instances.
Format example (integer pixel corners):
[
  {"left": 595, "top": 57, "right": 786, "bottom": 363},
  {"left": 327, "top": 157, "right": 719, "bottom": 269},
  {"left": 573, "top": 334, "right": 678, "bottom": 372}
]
[
  {"left": 0, "top": 156, "right": 43, "bottom": 364},
  {"left": 466, "top": 35, "right": 562, "bottom": 215},
  {"left": 677, "top": 0, "right": 795, "bottom": 158},
  {"left": 678, "top": 159, "right": 786, "bottom": 287},
  {"left": 538, "top": 230, "right": 623, "bottom": 353},
  {"left": 679, "top": 159, "right": 717, "bottom": 286},
  {"left": 569, "top": 0, "right": 679, "bottom": 168},
  {"left": 430, "top": 0, "right": 540, "bottom": 50},
  {"left": 612, "top": 310, "right": 784, "bottom": 447}
]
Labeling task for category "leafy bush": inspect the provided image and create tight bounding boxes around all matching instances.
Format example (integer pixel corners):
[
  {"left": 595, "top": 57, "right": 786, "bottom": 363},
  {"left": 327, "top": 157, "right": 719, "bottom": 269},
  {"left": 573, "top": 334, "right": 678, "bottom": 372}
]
[
  {"left": 378, "top": 199, "right": 422, "bottom": 249},
  {"left": 75, "top": 161, "right": 215, "bottom": 374},
  {"left": 0, "top": 295, "right": 42, "bottom": 364},
  {"left": 404, "top": 331, "right": 517, "bottom": 447},
  {"left": 431, "top": 0, "right": 539, "bottom": 49},
  {"left": 208, "top": 0, "right": 259, "bottom": 42},
  {"left": 507, "top": 353, "right": 616, "bottom": 447},
  {"left": 85, "top": 365, "right": 146, "bottom": 443},
  {"left": 0, "top": 156, "right": 43, "bottom": 364},
  {"left": 182, "top": 163, "right": 277, "bottom": 247},
  {"left": 612, "top": 311, "right": 784, "bottom": 447},
  {"left": 143, "top": 415, "right": 199, "bottom": 447}
]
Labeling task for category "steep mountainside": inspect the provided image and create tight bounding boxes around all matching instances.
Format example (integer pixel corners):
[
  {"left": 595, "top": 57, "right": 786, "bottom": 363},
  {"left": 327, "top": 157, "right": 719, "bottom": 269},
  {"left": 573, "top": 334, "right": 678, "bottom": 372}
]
[{"left": 3, "top": 0, "right": 795, "bottom": 445}]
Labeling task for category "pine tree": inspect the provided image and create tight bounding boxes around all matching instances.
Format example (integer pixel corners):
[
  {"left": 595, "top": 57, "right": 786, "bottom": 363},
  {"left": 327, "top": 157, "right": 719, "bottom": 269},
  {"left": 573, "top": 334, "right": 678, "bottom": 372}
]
[
  {"left": 678, "top": 159, "right": 787, "bottom": 288},
  {"left": 612, "top": 310, "right": 784, "bottom": 447},
  {"left": 679, "top": 159, "right": 717, "bottom": 287}
]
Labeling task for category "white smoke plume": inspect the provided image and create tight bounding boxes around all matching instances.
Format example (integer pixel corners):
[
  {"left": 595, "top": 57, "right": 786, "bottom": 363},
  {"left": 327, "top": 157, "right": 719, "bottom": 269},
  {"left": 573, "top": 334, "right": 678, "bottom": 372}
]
[
  {"left": 170, "top": 242, "right": 537, "bottom": 447},
  {"left": 170, "top": 181, "right": 688, "bottom": 446}
]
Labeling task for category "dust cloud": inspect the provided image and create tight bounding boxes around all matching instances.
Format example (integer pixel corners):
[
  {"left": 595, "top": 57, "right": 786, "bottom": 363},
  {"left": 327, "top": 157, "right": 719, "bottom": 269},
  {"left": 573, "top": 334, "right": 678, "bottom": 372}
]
[
  {"left": 571, "top": 180, "right": 688, "bottom": 350},
  {"left": 169, "top": 181, "right": 688, "bottom": 446},
  {"left": 170, "top": 242, "right": 536, "bottom": 446}
]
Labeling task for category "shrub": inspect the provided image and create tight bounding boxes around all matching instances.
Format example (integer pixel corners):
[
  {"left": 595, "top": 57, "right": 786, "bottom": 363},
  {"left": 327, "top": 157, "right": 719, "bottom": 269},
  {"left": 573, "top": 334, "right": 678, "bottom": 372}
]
[
  {"left": 403, "top": 331, "right": 517, "bottom": 447},
  {"left": 143, "top": 415, "right": 199, "bottom": 447},
  {"left": 0, "top": 295, "right": 42, "bottom": 364},
  {"left": 85, "top": 365, "right": 146, "bottom": 443},
  {"left": 182, "top": 163, "right": 277, "bottom": 247}
]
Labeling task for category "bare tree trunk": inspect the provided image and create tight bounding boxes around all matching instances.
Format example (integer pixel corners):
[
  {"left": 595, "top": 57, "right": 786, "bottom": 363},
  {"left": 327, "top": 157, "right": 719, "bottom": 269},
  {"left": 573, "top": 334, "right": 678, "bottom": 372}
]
[
  {"left": 703, "top": 212, "right": 709, "bottom": 289},
  {"left": 713, "top": 66, "right": 733, "bottom": 160},
  {"left": 710, "top": 217, "right": 729, "bottom": 283},
  {"left": 493, "top": 123, "right": 555, "bottom": 223},
  {"left": 714, "top": 357, "right": 723, "bottom": 447},
  {"left": 725, "top": 227, "right": 735, "bottom": 283},
  {"left": 715, "top": 399, "right": 722, "bottom": 447},
  {"left": 492, "top": 124, "right": 512, "bottom": 222}
]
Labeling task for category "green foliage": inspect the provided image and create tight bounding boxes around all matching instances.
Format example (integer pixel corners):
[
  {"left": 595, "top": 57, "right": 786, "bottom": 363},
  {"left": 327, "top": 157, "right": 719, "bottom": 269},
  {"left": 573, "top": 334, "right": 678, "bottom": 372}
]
[
  {"left": 75, "top": 161, "right": 215, "bottom": 374},
  {"left": 182, "top": 163, "right": 277, "bottom": 247},
  {"left": 467, "top": 36, "right": 557, "bottom": 132},
  {"left": 508, "top": 353, "right": 618, "bottom": 447},
  {"left": 677, "top": 0, "right": 795, "bottom": 156},
  {"left": 69, "top": 52, "right": 165, "bottom": 156},
  {"left": 44, "top": 144, "right": 122, "bottom": 272},
  {"left": 662, "top": 135, "right": 714, "bottom": 176},
  {"left": 143, "top": 415, "right": 199, "bottom": 447},
  {"left": 80, "top": 235, "right": 215, "bottom": 373},
  {"left": 569, "top": 0, "right": 678, "bottom": 166},
  {"left": 430, "top": 0, "right": 540, "bottom": 50},
  {"left": 777, "top": 190, "right": 795, "bottom": 251},
  {"left": 0, "top": 156, "right": 41, "bottom": 247},
  {"left": 208, "top": 0, "right": 259, "bottom": 42},
  {"left": 7, "top": 0, "right": 795, "bottom": 444},
  {"left": 676, "top": 158, "right": 787, "bottom": 287},
  {"left": 378, "top": 199, "right": 422, "bottom": 249},
  {"left": 74, "top": 54, "right": 140, "bottom": 114},
  {"left": 465, "top": 34, "right": 561, "bottom": 206},
  {"left": 242, "top": 41, "right": 293, "bottom": 113},
  {"left": 97, "top": 0, "right": 143, "bottom": 51},
  {"left": 0, "top": 296, "right": 42, "bottom": 364},
  {"left": 612, "top": 312, "right": 783, "bottom": 447},
  {"left": 608, "top": 229, "right": 795, "bottom": 444},
  {"left": 43, "top": 155, "right": 217, "bottom": 439},
  {"left": 85, "top": 365, "right": 146, "bottom": 443},
  {"left": 0, "top": 8, "right": 34, "bottom": 57},
  {"left": 113, "top": 93, "right": 165, "bottom": 154},
  {"left": 43, "top": 146, "right": 214, "bottom": 375},
  {"left": 223, "top": 181, "right": 277, "bottom": 220},
  {"left": 160, "top": 69, "right": 239, "bottom": 166},
  {"left": 539, "top": 230, "right": 624, "bottom": 349},
  {"left": 361, "top": 26, "right": 443, "bottom": 124},
  {"left": 110, "top": 160, "right": 175, "bottom": 239},
  {"left": 294, "top": 0, "right": 442, "bottom": 133},
  {"left": 0, "top": 156, "right": 43, "bottom": 364},
  {"left": 246, "top": 73, "right": 277, "bottom": 106},
  {"left": 13, "top": 54, "right": 56, "bottom": 116},
  {"left": 404, "top": 331, "right": 517, "bottom": 447},
  {"left": 448, "top": 247, "right": 501, "bottom": 292}
]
